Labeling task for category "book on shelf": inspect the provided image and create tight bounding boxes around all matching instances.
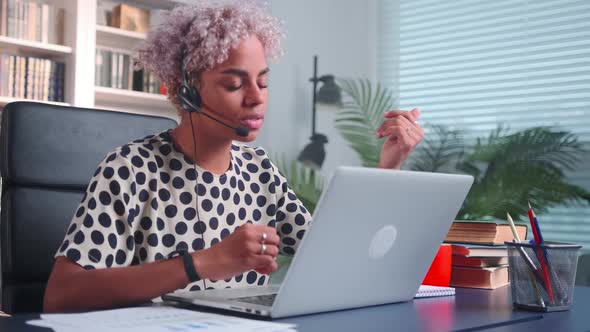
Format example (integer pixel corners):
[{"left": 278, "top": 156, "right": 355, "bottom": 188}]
[
  {"left": 0, "top": 53, "right": 65, "bottom": 102},
  {"left": 0, "top": 0, "right": 64, "bottom": 45},
  {"left": 444, "top": 221, "right": 527, "bottom": 245},
  {"left": 452, "top": 255, "right": 508, "bottom": 268},
  {"left": 111, "top": 4, "right": 150, "bottom": 33},
  {"left": 450, "top": 265, "right": 509, "bottom": 290}
]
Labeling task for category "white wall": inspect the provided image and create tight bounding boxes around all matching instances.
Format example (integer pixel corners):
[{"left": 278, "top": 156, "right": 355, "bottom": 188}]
[{"left": 257, "top": 0, "right": 378, "bottom": 178}]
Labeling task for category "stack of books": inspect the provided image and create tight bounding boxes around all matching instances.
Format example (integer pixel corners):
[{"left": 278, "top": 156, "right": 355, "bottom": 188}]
[
  {"left": 0, "top": 53, "right": 65, "bottom": 102},
  {"left": 445, "top": 221, "right": 527, "bottom": 290}
]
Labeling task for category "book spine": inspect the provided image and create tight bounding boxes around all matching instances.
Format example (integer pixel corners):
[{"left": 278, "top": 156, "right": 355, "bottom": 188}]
[
  {"left": 7, "top": 55, "right": 14, "bottom": 97},
  {"left": 40, "top": 2, "right": 48, "bottom": 43},
  {"left": 6, "top": 0, "right": 14, "bottom": 37},
  {"left": 110, "top": 51, "right": 116, "bottom": 89},
  {"left": 1, "top": 0, "right": 8, "bottom": 36},
  {"left": 47, "top": 59, "right": 54, "bottom": 101},
  {"left": 27, "top": 1, "right": 35, "bottom": 41}
]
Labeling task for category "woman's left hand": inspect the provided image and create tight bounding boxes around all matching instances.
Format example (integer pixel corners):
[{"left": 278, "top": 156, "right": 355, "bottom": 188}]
[{"left": 377, "top": 108, "right": 423, "bottom": 170}]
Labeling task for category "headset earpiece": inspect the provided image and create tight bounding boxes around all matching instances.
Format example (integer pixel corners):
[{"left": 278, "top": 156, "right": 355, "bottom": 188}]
[{"left": 179, "top": 70, "right": 203, "bottom": 113}]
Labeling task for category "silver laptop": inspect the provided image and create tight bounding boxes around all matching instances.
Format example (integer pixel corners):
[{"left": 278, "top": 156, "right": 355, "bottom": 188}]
[{"left": 163, "top": 167, "right": 473, "bottom": 318}]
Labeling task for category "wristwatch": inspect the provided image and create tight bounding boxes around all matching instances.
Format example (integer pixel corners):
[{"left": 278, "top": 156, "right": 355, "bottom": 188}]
[{"left": 168, "top": 250, "right": 201, "bottom": 283}]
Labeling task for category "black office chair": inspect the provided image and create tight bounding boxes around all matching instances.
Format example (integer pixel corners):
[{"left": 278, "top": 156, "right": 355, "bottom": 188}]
[{"left": 0, "top": 101, "right": 177, "bottom": 314}]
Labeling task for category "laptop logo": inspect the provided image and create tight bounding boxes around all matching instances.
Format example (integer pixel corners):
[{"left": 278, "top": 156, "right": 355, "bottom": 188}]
[{"left": 369, "top": 225, "right": 397, "bottom": 260}]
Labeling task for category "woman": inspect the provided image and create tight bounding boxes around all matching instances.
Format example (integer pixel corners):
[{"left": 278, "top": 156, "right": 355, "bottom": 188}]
[{"left": 44, "top": 1, "right": 423, "bottom": 313}]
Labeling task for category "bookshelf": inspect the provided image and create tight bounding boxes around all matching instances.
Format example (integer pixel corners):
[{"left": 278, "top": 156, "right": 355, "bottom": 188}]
[{"left": 0, "top": 0, "right": 181, "bottom": 122}]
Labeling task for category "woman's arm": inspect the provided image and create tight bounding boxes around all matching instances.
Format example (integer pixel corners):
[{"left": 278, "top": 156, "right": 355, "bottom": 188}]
[{"left": 44, "top": 223, "right": 279, "bottom": 313}]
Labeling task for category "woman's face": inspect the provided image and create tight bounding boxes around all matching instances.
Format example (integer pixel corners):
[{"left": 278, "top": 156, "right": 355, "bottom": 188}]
[{"left": 197, "top": 35, "right": 269, "bottom": 142}]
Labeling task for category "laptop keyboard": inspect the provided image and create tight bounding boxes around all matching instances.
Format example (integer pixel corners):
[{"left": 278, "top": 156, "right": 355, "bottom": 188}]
[{"left": 233, "top": 293, "right": 277, "bottom": 306}]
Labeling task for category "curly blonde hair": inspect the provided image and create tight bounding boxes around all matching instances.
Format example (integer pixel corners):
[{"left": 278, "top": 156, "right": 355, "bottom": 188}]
[{"left": 134, "top": 0, "right": 284, "bottom": 112}]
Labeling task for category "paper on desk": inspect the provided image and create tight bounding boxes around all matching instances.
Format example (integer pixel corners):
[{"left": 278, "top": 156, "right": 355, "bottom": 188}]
[{"left": 27, "top": 306, "right": 297, "bottom": 332}]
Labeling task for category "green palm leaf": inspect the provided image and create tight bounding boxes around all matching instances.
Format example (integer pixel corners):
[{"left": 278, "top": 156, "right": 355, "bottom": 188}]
[{"left": 335, "top": 78, "right": 397, "bottom": 167}]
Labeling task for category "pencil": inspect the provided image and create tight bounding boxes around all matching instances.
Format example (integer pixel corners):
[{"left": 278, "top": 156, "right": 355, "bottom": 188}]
[{"left": 528, "top": 202, "right": 555, "bottom": 303}]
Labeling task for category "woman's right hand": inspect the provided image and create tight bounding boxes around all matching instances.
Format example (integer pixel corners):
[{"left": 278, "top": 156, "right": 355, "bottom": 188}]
[{"left": 192, "top": 223, "right": 280, "bottom": 281}]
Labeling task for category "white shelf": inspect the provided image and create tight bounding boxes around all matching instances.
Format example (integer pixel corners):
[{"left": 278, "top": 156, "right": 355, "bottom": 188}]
[
  {"left": 0, "top": 36, "right": 72, "bottom": 58},
  {"left": 94, "top": 86, "right": 178, "bottom": 121},
  {"left": 0, "top": 96, "right": 70, "bottom": 108},
  {"left": 96, "top": 25, "right": 146, "bottom": 49}
]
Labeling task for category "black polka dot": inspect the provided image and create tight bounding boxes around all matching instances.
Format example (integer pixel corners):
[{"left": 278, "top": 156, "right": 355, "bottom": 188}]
[
  {"left": 216, "top": 203, "right": 224, "bottom": 215},
  {"left": 88, "top": 197, "right": 97, "bottom": 210},
  {"left": 208, "top": 217, "right": 219, "bottom": 230},
  {"left": 241, "top": 171, "right": 251, "bottom": 181},
  {"left": 172, "top": 177, "right": 185, "bottom": 189},
  {"left": 103, "top": 167, "right": 115, "bottom": 179},
  {"left": 73, "top": 230, "right": 85, "bottom": 244},
  {"left": 162, "top": 234, "right": 176, "bottom": 247},
  {"left": 239, "top": 208, "right": 247, "bottom": 220},
  {"left": 176, "top": 241, "right": 189, "bottom": 251},
  {"left": 295, "top": 213, "right": 306, "bottom": 225},
  {"left": 261, "top": 158, "right": 272, "bottom": 169},
  {"left": 258, "top": 275, "right": 266, "bottom": 286},
  {"left": 238, "top": 180, "right": 245, "bottom": 191},
  {"left": 147, "top": 233, "right": 159, "bottom": 247},
  {"left": 149, "top": 179, "right": 158, "bottom": 192},
  {"left": 130, "top": 182, "right": 137, "bottom": 195},
  {"left": 59, "top": 240, "right": 69, "bottom": 252},
  {"left": 185, "top": 168, "right": 197, "bottom": 180},
  {"left": 159, "top": 144, "right": 171, "bottom": 156},
  {"left": 283, "top": 237, "right": 296, "bottom": 246},
  {"left": 201, "top": 199, "right": 213, "bottom": 212},
  {"left": 136, "top": 172, "right": 146, "bottom": 185},
  {"left": 123, "top": 193, "right": 130, "bottom": 204},
  {"left": 105, "top": 254, "right": 114, "bottom": 267},
  {"left": 281, "top": 223, "right": 293, "bottom": 234},
  {"left": 108, "top": 233, "right": 117, "bottom": 249},
  {"left": 170, "top": 158, "right": 182, "bottom": 171},
  {"left": 226, "top": 213, "right": 236, "bottom": 225},
  {"left": 286, "top": 203, "right": 298, "bottom": 213},
  {"left": 222, "top": 188, "right": 230, "bottom": 200},
  {"left": 88, "top": 249, "right": 102, "bottom": 263},
  {"left": 190, "top": 285, "right": 201, "bottom": 291},
  {"left": 210, "top": 186, "right": 220, "bottom": 198},
  {"left": 155, "top": 155, "right": 164, "bottom": 168},
  {"left": 220, "top": 228, "right": 230, "bottom": 239},
  {"left": 140, "top": 217, "right": 152, "bottom": 230},
  {"left": 138, "top": 147, "right": 149, "bottom": 158},
  {"left": 94, "top": 166, "right": 102, "bottom": 176},
  {"left": 256, "top": 196, "right": 267, "bottom": 207},
  {"left": 91, "top": 230, "right": 104, "bottom": 244},
  {"left": 184, "top": 207, "right": 196, "bottom": 220},
  {"left": 235, "top": 273, "right": 243, "bottom": 282},
  {"left": 197, "top": 184, "right": 206, "bottom": 196},
  {"left": 118, "top": 166, "right": 130, "bottom": 179},
  {"left": 247, "top": 163, "right": 259, "bottom": 173},
  {"left": 245, "top": 194, "right": 252, "bottom": 205},
  {"left": 88, "top": 181, "right": 98, "bottom": 193},
  {"left": 175, "top": 222, "right": 188, "bottom": 235},
  {"left": 230, "top": 177, "right": 237, "bottom": 188},
  {"left": 165, "top": 205, "right": 178, "bottom": 218},
  {"left": 283, "top": 247, "right": 295, "bottom": 255},
  {"left": 259, "top": 172, "right": 271, "bottom": 184},
  {"left": 297, "top": 229, "right": 306, "bottom": 240},
  {"left": 157, "top": 218, "right": 165, "bottom": 230},
  {"left": 194, "top": 221, "right": 207, "bottom": 234},
  {"left": 246, "top": 271, "right": 257, "bottom": 284},
  {"left": 158, "top": 188, "right": 171, "bottom": 201},
  {"left": 97, "top": 191, "right": 111, "bottom": 205},
  {"left": 233, "top": 193, "right": 240, "bottom": 204},
  {"left": 108, "top": 181, "right": 121, "bottom": 196},
  {"left": 126, "top": 235, "right": 134, "bottom": 251},
  {"left": 134, "top": 230, "right": 144, "bottom": 244},
  {"left": 219, "top": 174, "right": 227, "bottom": 184},
  {"left": 210, "top": 238, "right": 220, "bottom": 246},
  {"left": 276, "top": 211, "right": 286, "bottom": 222},
  {"left": 83, "top": 214, "right": 94, "bottom": 227},
  {"left": 139, "top": 189, "right": 149, "bottom": 202},
  {"left": 131, "top": 156, "right": 144, "bottom": 168},
  {"left": 66, "top": 248, "right": 81, "bottom": 262},
  {"left": 155, "top": 253, "right": 164, "bottom": 260},
  {"left": 121, "top": 145, "right": 131, "bottom": 156},
  {"left": 139, "top": 247, "right": 148, "bottom": 261},
  {"left": 192, "top": 238, "right": 205, "bottom": 250},
  {"left": 115, "top": 249, "right": 127, "bottom": 265},
  {"left": 67, "top": 223, "right": 77, "bottom": 235},
  {"left": 75, "top": 206, "right": 85, "bottom": 218},
  {"left": 253, "top": 209, "right": 261, "bottom": 221},
  {"left": 147, "top": 161, "right": 158, "bottom": 173},
  {"left": 250, "top": 183, "right": 260, "bottom": 193},
  {"left": 160, "top": 172, "right": 170, "bottom": 184},
  {"left": 180, "top": 192, "right": 192, "bottom": 205},
  {"left": 266, "top": 204, "right": 276, "bottom": 217},
  {"left": 242, "top": 152, "right": 253, "bottom": 160},
  {"left": 202, "top": 172, "right": 214, "bottom": 184},
  {"left": 98, "top": 213, "right": 112, "bottom": 227}
]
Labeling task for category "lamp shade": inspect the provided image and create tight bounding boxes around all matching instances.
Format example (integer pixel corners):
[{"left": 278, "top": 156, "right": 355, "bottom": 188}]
[
  {"left": 297, "top": 133, "right": 329, "bottom": 170},
  {"left": 316, "top": 75, "right": 341, "bottom": 106}
]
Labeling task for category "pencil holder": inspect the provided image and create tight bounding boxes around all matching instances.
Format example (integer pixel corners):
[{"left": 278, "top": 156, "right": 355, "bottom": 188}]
[{"left": 505, "top": 241, "right": 581, "bottom": 312}]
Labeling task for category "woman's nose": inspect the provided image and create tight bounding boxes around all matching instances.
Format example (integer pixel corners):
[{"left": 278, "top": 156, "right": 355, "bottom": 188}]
[{"left": 244, "top": 83, "right": 265, "bottom": 106}]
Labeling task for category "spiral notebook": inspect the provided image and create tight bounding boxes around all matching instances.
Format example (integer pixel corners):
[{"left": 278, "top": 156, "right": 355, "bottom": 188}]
[{"left": 415, "top": 285, "right": 456, "bottom": 298}]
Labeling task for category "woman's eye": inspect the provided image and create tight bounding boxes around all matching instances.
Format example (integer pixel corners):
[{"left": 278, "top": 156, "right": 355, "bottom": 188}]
[
  {"left": 258, "top": 83, "right": 268, "bottom": 89},
  {"left": 225, "top": 85, "right": 242, "bottom": 92}
]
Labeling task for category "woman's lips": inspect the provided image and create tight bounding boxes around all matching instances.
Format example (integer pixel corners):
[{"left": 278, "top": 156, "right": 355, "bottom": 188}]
[{"left": 240, "top": 117, "right": 264, "bottom": 130}]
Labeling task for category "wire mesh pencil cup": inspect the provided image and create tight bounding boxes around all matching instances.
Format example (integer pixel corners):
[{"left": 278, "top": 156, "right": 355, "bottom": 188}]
[{"left": 505, "top": 241, "right": 581, "bottom": 312}]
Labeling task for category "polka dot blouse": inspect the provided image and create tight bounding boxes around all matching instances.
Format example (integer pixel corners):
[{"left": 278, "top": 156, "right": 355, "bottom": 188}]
[{"left": 55, "top": 130, "right": 312, "bottom": 291}]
